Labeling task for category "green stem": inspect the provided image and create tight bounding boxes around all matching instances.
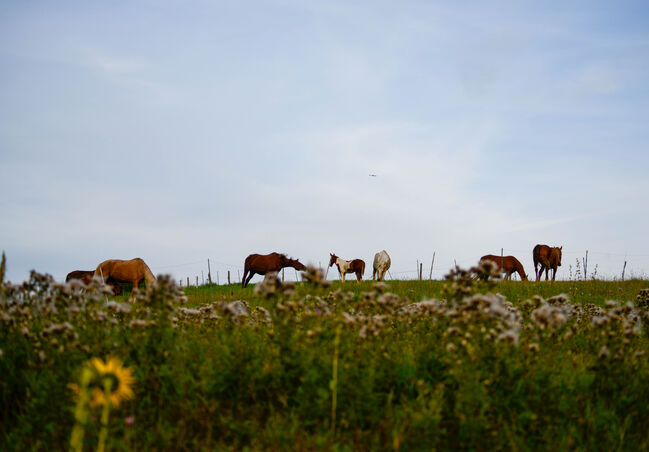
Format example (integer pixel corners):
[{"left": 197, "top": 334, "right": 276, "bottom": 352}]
[
  {"left": 70, "top": 367, "right": 93, "bottom": 452},
  {"left": 96, "top": 377, "right": 113, "bottom": 452},
  {"left": 330, "top": 324, "right": 342, "bottom": 436}
]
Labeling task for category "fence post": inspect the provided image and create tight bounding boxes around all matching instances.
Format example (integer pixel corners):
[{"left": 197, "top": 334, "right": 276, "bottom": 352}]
[
  {"left": 583, "top": 250, "right": 588, "bottom": 280},
  {"left": 429, "top": 252, "right": 435, "bottom": 280},
  {"left": 228, "top": 271, "right": 231, "bottom": 285},
  {"left": 207, "top": 259, "right": 212, "bottom": 284},
  {"left": 622, "top": 261, "right": 627, "bottom": 281},
  {"left": 186, "top": 277, "right": 189, "bottom": 287},
  {"left": 500, "top": 248, "right": 504, "bottom": 274},
  {"left": 419, "top": 263, "right": 423, "bottom": 280}
]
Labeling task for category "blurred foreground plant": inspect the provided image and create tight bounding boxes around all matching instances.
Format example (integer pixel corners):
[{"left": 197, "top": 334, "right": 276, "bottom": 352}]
[{"left": 69, "top": 357, "right": 136, "bottom": 452}]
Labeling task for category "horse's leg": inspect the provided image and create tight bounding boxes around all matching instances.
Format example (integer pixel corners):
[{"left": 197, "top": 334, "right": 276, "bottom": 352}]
[
  {"left": 244, "top": 271, "right": 255, "bottom": 288},
  {"left": 372, "top": 268, "right": 376, "bottom": 280},
  {"left": 242, "top": 269, "right": 248, "bottom": 288},
  {"left": 551, "top": 267, "right": 556, "bottom": 282},
  {"left": 341, "top": 272, "right": 345, "bottom": 283},
  {"left": 356, "top": 271, "right": 361, "bottom": 282},
  {"left": 544, "top": 267, "right": 549, "bottom": 281}
]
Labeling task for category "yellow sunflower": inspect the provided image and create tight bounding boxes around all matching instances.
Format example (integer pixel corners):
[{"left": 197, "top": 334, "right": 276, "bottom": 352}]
[{"left": 89, "top": 357, "right": 136, "bottom": 407}]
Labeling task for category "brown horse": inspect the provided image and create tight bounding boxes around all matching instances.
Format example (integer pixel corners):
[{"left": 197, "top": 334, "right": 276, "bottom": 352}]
[
  {"left": 329, "top": 253, "right": 365, "bottom": 283},
  {"left": 242, "top": 252, "right": 306, "bottom": 288},
  {"left": 533, "top": 244, "right": 562, "bottom": 282},
  {"left": 479, "top": 255, "right": 528, "bottom": 281},
  {"left": 94, "top": 258, "right": 156, "bottom": 295},
  {"left": 65, "top": 270, "right": 123, "bottom": 295}
]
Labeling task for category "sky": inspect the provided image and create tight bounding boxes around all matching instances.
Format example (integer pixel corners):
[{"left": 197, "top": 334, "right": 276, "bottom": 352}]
[{"left": 2, "top": 0, "right": 649, "bottom": 285}]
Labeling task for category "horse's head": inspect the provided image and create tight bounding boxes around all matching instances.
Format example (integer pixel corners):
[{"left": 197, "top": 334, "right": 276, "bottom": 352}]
[
  {"left": 328, "top": 253, "right": 338, "bottom": 267},
  {"left": 287, "top": 257, "right": 306, "bottom": 271},
  {"left": 552, "top": 247, "right": 563, "bottom": 266}
]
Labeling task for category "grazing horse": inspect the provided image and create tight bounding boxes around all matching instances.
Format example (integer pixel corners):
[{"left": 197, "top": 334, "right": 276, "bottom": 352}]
[
  {"left": 329, "top": 253, "right": 365, "bottom": 283},
  {"left": 66, "top": 270, "right": 123, "bottom": 295},
  {"left": 242, "top": 252, "right": 306, "bottom": 288},
  {"left": 66, "top": 270, "right": 95, "bottom": 285},
  {"left": 94, "top": 258, "right": 156, "bottom": 296},
  {"left": 479, "top": 255, "right": 528, "bottom": 281},
  {"left": 533, "top": 244, "right": 562, "bottom": 282},
  {"left": 372, "top": 250, "right": 391, "bottom": 281}
]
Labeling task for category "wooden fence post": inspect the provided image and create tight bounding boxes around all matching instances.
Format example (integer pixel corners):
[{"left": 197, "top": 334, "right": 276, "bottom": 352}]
[
  {"left": 622, "top": 261, "right": 627, "bottom": 281},
  {"left": 186, "top": 277, "right": 189, "bottom": 287},
  {"left": 228, "top": 271, "right": 231, "bottom": 285},
  {"left": 429, "top": 252, "right": 435, "bottom": 280},
  {"left": 419, "top": 263, "right": 423, "bottom": 280}
]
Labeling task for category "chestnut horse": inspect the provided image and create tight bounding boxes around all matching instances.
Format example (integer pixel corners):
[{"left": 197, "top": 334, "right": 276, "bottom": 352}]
[
  {"left": 372, "top": 250, "right": 391, "bottom": 281},
  {"left": 533, "top": 244, "right": 562, "bottom": 282},
  {"left": 94, "top": 258, "right": 156, "bottom": 295},
  {"left": 480, "top": 255, "right": 528, "bottom": 281},
  {"left": 329, "top": 253, "right": 365, "bottom": 283},
  {"left": 242, "top": 252, "right": 306, "bottom": 288},
  {"left": 66, "top": 270, "right": 123, "bottom": 295}
]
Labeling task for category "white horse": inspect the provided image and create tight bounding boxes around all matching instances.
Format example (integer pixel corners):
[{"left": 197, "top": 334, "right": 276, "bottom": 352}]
[
  {"left": 328, "top": 253, "right": 365, "bottom": 283},
  {"left": 372, "top": 250, "right": 391, "bottom": 281}
]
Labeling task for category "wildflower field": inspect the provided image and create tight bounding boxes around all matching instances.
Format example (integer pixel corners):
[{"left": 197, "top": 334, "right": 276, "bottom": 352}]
[{"left": 2, "top": 256, "right": 649, "bottom": 451}]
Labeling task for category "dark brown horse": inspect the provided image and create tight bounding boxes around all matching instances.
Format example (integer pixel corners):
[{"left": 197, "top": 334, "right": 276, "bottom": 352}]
[
  {"left": 66, "top": 270, "right": 123, "bottom": 295},
  {"left": 242, "top": 252, "right": 306, "bottom": 288},
  {"left": 94, "top": 258, "right": 156, "bottom": 296},
  {"left": 533, "top": 244, "right": 562, "bottom": 281},
  {"left": 480, "top": 255, "right": 528, "bottom": 281},
  {"left": 329, "top": 253, "right": 365, "bottom": 283}
]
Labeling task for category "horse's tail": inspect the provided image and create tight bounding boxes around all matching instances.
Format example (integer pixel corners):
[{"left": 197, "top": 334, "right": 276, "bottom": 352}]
[
  {"left": 360, "top": 260, "right": 366, "bottom": 276},
  {"left": 94, "top": 261, "right": 108, "bottom": 283},
  {"left": 242, "top": 256, "right": 251, "bottom": 288}
]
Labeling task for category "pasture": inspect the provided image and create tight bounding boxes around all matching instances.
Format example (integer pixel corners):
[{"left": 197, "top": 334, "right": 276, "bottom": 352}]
[{"left": 2, "top": 257, "right": 649, "bottom": 451}]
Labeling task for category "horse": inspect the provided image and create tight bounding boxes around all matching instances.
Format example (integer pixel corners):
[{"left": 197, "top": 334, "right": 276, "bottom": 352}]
[
  {"left": 329, "top": 253, "right": 365, "bottom": 283},
  {"left": 372, "top": 250, "right": 391, "bottom": 281},
  {"left": 242, "top": 252, "right": 306, "bottom": 288},
  {"left": 479, "top": 255, "right": 528, "bottom": 281},
  {"left": 66, "top": 270, "right": 123, "bottom": 295},
  {"left": 65, "top": 270, "right": 95, "bottom": 285},
  {"left": 94, "top": 258, "right": 156, "bottom": 296},
  {"left": 533, "top": 244, "right": 562, "bottom": 282}
]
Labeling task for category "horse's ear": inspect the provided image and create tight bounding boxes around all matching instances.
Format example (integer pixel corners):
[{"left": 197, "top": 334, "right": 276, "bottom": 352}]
[{"left": 560, "top": 246, "right": 563, "bottom": 250}]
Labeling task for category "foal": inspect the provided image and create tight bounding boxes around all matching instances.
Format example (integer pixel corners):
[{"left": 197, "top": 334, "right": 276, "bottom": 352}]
[{"left": 329, "top": 253, "right": 365, "bottom": 283}]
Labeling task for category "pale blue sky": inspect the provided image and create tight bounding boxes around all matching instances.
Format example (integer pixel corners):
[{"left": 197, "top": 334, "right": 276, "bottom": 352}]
[{"left": 2, "top": 1, "right": 649, "bottom": 284}]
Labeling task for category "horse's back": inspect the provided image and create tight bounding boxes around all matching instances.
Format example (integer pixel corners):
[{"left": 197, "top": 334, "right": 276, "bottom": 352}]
[
  {"left": 245, "top": 252, "right": 283, "bottom": 273},
  {"left": 96, "top": 258, "right": 147, "bottom": 280},
  {"left": 66, "top": 270, "right": 94, "bottom": 284},
  {"left": 373, "top": 250, "right": 390, "bottom": 269}
]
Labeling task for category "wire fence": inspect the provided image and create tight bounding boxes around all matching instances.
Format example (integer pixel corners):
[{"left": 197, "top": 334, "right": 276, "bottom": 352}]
[{"left": 151, "top": 248, "right": 649, "bottom": 288}]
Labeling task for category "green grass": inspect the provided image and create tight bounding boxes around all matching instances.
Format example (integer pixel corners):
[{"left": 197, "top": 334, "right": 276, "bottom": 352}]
[{"left": 181, "top": 278, "right": 649, "bottom": 308}]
